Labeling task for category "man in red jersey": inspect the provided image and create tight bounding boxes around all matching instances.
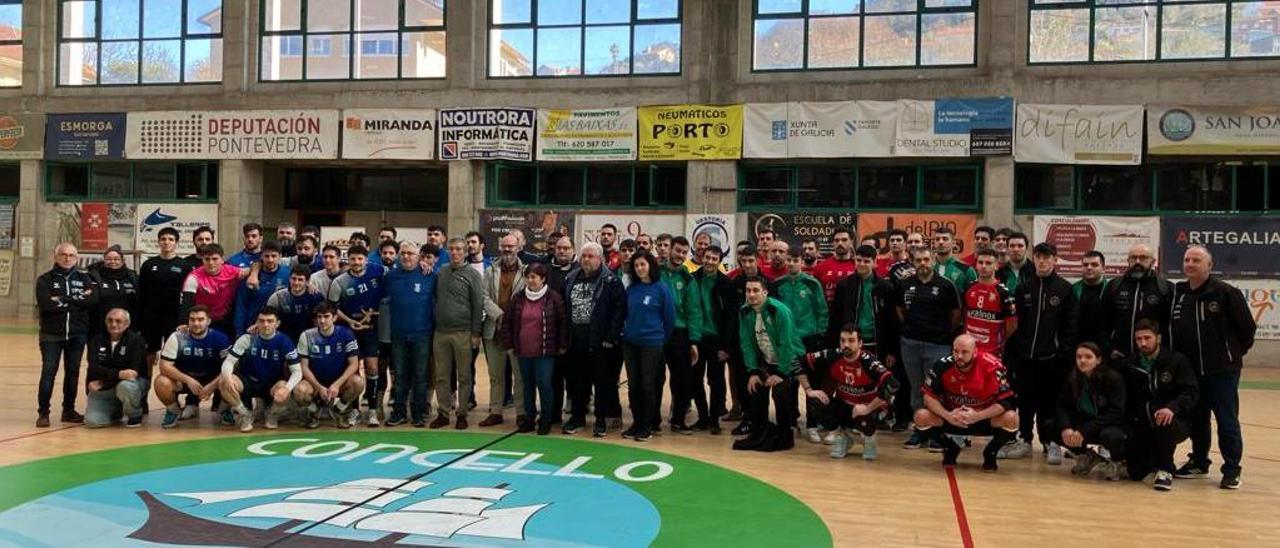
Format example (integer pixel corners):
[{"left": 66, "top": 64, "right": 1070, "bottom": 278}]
[
  {"left": 812, "top": 227, "right": 856, "bottom": 303},
  {"left": 914, "top": 334, "right": 1019, "bottom": 472},
  {"left": 796, "top": 326, "right": 898, "bottom": 460},
  {"left": 963, "top": 248, "right": 1017, "bottom": 355},
  {"left": 963, "top": 226, "right": 995, "bottom": 268}
]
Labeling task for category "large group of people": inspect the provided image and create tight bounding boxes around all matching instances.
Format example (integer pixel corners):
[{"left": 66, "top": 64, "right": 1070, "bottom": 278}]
[{"left": 34, "top": 220, "right": 1256, "bottom": 491}]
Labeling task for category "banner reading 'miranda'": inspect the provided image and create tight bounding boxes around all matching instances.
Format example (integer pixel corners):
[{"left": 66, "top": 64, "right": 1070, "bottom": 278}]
[
  {"left": 1149, "top": 105, "right": 1280, "bottom": 156},
  {"left": 1014, "top": 104, "right": 1144, "bottom": 165},
  {"left": 536, "top": 108, "right": 636, "bottom": 161},
  {"left": 638, "top": 104, "right": 742, "bottom": 161}
]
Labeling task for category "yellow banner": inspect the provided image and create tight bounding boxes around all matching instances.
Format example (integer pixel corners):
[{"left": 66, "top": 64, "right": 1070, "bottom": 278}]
[{"left": 638, "top": 104, "right": 743, "bottom": 160}]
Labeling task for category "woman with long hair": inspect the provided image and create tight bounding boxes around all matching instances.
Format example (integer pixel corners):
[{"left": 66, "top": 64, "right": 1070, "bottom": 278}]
[
  {"left": 619, "top": 251, "right": 675, "bottom": 442},
  {"left": 500, "top": 262, "right": 567, "bottom": 435},
  {"left": 1050, "top": 342, "right": 1129, "bottom": 480}
]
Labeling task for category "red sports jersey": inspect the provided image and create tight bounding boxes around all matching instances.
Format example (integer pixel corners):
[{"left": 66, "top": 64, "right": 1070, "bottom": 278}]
[
  {"left": 963, "top": 281, "right": 1016, "bottom": 354},
  {"left": 812, "top": 257, "right": 856, "bottom": 302},
  {"left": 922, "top": 351, "right": 1013, "bottom": 411},
  {"left": 804, "top": 349, "right": 896, "bottom": 406},
  {"left": 758, "top": 262, "right": 787, "bottom": 281},
  {"left": 874, "top": 256, "right": 894, "bottom": 278}
]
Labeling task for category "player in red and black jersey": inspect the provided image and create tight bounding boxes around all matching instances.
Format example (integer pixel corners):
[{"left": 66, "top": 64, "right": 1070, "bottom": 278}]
[
  {"left": 812, "top": 227, "right": 856, "bottom": 304},
  {"left": 963, "top": 249, "right": 1017, "bottom": 355},
  {"left": 797, "top": 325, "right": 899, "bottom": 461},
  {"left": 914, "top": 334, "right": 1020, "bottom": 471}
]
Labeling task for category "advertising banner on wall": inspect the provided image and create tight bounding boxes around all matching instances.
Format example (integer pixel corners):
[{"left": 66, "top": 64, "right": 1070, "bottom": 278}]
[
  {"left": 748, "top": 211, "right": 856, "bottom": 254},
  {"left": 79, "top": 203, "right": 111, "bottom": 252},
  {"left": 686, "top": 214, "right": 736, "bottom": 263},
  {"left": 1149, "top": 105, "right": 1280, "bottom": 156},
  {"left": 576, "top": 213, "right": 685, "bottom": 248},
  {"left": 536, "top": 108, "right": 636, "bottom": 161},
  {"left": 125, "top": 110, "right": 340, "bottom": 159},
  {"left": 1015, "top": 104, "right": 1144, "bottom": 165},
  {"left": 638, "top": 104, "right": 743, "bottom": 161},
  {"left": 340, "top": 109, "right": 436, "bottom": 160},
  {"left": 477, "top": 209, "right": 577, "bottom": 254},
  {"left": 743, "top": 101, "right": 896, "bottom": 158},
  {"left": 0, "top": 203, "right": 13, "bottom": 250},
  {"left": 1160, "top": 216, "right": 1280, "bottom": 278},
  {"left": 0, "top": 114, "right": 45, "bottom": 159},
  {"left": 438, "top": 107, "right": 535, "bottom": 161},
  {"left": 1235, "top": 280, "right": 1280, "bottom": 340},
  {"left": 134, "top": 203, "right": 219, "bottom": 256},
  {"left": 894, "top": 97, "right": 1014, "bottom": 157},
  {"left": 857, "top": 212, "right": 979, "bottom": 260},
  {"left": 1034, "top": 215, "right": 1160, "bottom": 277},
  {"left": 319, "top": 226, "right": 369, "bottom": 257},
  {"left": 46, "top": 113, "right": 127, "bottom": 160}
]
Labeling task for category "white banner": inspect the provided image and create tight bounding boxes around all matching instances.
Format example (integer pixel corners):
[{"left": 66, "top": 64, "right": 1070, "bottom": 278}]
[
  {"left": 576, "top": 214, "right": 685, "bottom": 250},
  {"left": 743, "top": 101, "right": 896, "bottom": 158},
  {"left": 341, "top": 109, "right": 436, "bottom": 160},
  {"left": 1033, "top": 215, "right": 1160, "bottom": 278},
  {"left": 1015, "top": 104, "right": 1144, "bottom": 165},
  {"left": 126, "top": 110, "right": 340, "bottom": 159},
  {"left": 134, "top": 203, "right": 219, "bottom": 256},
  {"left": 686, "top": 214, "right": 737, "bottom": 265},
  {"left": 536, "top": 108, "right": 636, "bottom": 161},
  {"left": 895, "top": 99, "right": 968, "bottom": 157},
  {"left": 1233, "top": 279, "right": 1280, "bottom": 340},
  {"left": 1149, "top": 105, "right": 1280, "bottom": 156},
  {"left": 438, "top": 107, "right": 535, "bottom": 161}
]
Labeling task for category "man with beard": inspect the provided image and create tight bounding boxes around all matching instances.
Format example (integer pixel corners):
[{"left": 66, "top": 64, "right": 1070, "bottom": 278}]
[
  {"left": 1102, "top": 243, "right": 1172, "bottom": 361},
  {"left": 636, "top": 233, "right": 654, "bottom": 255},
  {"left": 277, "top": 222, "right": 297, "bottom": 257},
  {"left": 267, "top": 266, "right": 326, "bottom": 342},
  {"left": 915, "top": 335, "right": 1019, "bottom": 471},
  {"left": 801, "top": 240, "right": 821, "bottom": 273},
  {"left": 228, "top": 223, "right": 265, "bottom": 269},
  {"left": 797, "top": 326, "right": 898, "bottom": 460},
  {"left": 309, "top": 245, "right": 345, "bottom": 297},
  {"left": 598, "top": 223, "right": 622, "bottom": 271},
  {"left": 760, "top": 240, "right": 789, "bottom": 281},
  {"left": 465, "top": 231, "right": 492, "bottom": 277},
  {"left": 932, "top": 227, "right": 975, "bottom": 292},
  {"left": 830, "top": 245, "right": 902, "bottom": 430},
  {"left": 546, "top": 234, "right": 578, "bottom": 421},
  {"left": 963, "top": 226, "right": 995, "bottom": 268},
  {"left": 185, "top": 226, "right": 216, "bottom": 269},
  {"left": 896, "top": 248, "right": 962, "bottom": 449},
  {"left": 288, "top": 235, "right": 323, "bottom": 272},
  {"left": 1074, "top": 251, "right": 1110, "bottom": 347},
  {"left": 996, "top": 232, "right": 1033, "bottom": 292},
  {"left": 479, "top": 234, "right": 526, "bottom": 428},
  {"left": 1122, "top": 320, "right": 1197, "bottom": 490},
  {"left": 813, "top": 227, "right": 856, "bottom": 304}
]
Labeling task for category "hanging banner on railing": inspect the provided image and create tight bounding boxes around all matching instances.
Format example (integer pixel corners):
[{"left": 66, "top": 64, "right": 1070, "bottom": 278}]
[
  {"left": 126, "top": 110, "right": 340, "bottom": 159},
  {"left": 743, "top": 101, "right": 896, "bottom": 158},
  {"left": 1015, "top": 104, "right": 1144, "bottom": 165},
  {"left": 1160, "top": 216, "right": 1280, "bottom": 278},
  {"left": 1034, "top": 215, "right": 1160, "bottom": 277},
  {"left": 536, "top": 108, "right": 636, "bottom": 161},
  {"left": 894, "top": 97, "right": 1014, "bottom": 157},
  {"left": 438, "top": 107, "right": 535, "bottom": 161},
  {"left": 340, "top": 109, "right": 436, "bottom": 160}
]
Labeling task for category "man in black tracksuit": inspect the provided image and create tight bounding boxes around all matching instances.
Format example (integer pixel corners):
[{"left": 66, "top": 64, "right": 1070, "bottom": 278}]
[
  {"left": 1169, "top": 246, "right": 1255, "bottom": 489},
  {"left": 829, "top": 245, "right": 902, "bottom": 427},
  {"left": 562, "top": 243, "right": 626, "bottom": 437},
  {"left": 1101, "top": 244, "right": 1172, "bottom": 360},
  {"left": 1122, "top": 319, "right": 1198, "bottom": 490},
  {"left": 1003, "top": 243, "right": 1077, "bottom": 459},
  {"left": 35, "top": 243, "right": 100, "bottom": 427}
]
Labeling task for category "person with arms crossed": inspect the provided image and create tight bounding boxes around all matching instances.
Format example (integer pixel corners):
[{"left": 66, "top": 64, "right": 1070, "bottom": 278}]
[
  {"left": 154, "top": 306, "right": 230, "bottom": 428},
  {"left": 1074, "top": 250, "right": 1110, "bottom": 347}
]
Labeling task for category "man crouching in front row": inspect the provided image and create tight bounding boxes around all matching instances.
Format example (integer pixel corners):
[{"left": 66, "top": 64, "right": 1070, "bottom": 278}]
[{"left": 914, "top": 334, "right": 1019, "bottom": 471}]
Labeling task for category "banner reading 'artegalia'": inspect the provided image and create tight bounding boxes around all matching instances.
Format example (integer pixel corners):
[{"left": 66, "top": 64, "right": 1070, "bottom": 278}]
[
  {"left": 1160, "top": 216, "right": 1280, "bottom": 278},
  {"left": 638, "top": 104, "right": 742, "bottom": 160},
  {"left": 536, "top": 108, "right": 636, "bottom": 161},
  {"left": 1149, "top": 105, "right": 1280, "bottom": 156}
]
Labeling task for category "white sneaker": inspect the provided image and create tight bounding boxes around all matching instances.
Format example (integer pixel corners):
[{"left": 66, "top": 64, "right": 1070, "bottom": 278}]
[
  {"left": 367, "top": 409, "right": 382, "bottom": 427},
  {"left": 862, "top": 433, "right": 879, "bottom": 461},
  {"left": 1046, "top": 442, "right": 1064, "bottom": 465},
  {"left": 829, "top": 430, "right": 851, "bottom": 458},
  {"left": 180, "top": 405, "right": 199, "bottom": 421},
  {"left": 264, "top": 406, "right": 280, "bottom": 430},
  {"left": 237, "top": 410, "right": 254, "bottom": 433},
  {"left": 806, "top": 427, "right": 823, "bottom": 444},
  {"left": 998, "top": 439, "right": 1032, "bottom": 460},
  {"left": 347, "top": 407, "right": 361, "bottom": 428},
  {"left": 822, "top": 431, "right": 839, "bottom": 445}
]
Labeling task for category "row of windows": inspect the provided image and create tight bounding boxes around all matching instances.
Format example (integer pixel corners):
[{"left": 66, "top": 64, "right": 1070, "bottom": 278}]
[
  {"left": 739, "top": 163, "right": 982, "bottom": 211},
  {"left": 488, "top": 162, "right": 687, "bottom": 208},
  {"left": 1016, "top": 162, "right": 1280, "bottom": 213},
  {"left": 45, "top": 162, "right": 220, "bottom": 201}
]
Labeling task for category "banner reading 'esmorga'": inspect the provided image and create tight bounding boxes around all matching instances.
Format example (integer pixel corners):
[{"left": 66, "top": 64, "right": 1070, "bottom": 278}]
[
  {"left": 1014, "top": 104, "right": 1144, "bottom": 165},
  {"left": 536, "top": 108, "right": 636, "bottom": 161},
  {"left": 126, "top": 110, "right": 340, "bottom": 159},
  {"left": 438, "top": 107, "right": 535, "bottom": 161}
]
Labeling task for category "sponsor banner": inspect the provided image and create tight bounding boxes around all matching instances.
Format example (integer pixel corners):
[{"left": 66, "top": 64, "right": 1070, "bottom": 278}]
[
  {"left": 638, "top": 104, "right": 743, "bottom": 161},
  {"left": 686, "top": 214, "right": 736, "bottom": 264},
  {"left": 46, "top": 113, "right": 127, "bottom": 160},
  {"left": 1160, "top": 216, "right": 1280, "bottom": 278},
  {"left": 577, "top": 214, "right": 685, "bottom": 249},
  {"left": 1015, "top": 104, "right": 1144, "bottom": 165},
  {"left": 743, "top": 101, "right": 896, "bottom": 158},
  {"left": 894, "top": 97, "right": 1014, "bottom": 157},
  {"left": 1235, "top": 279, "right": 1280, "bottom": 340},
  {"left": 340, "top": 109, "right": 436, "bottom": 160},
  {"left": 1149, "top": 105, "right": 1280, "bottom": 156},
  {"left": 80, "top": 203, "right": 111, "bottom": 252},
  {"left": 438, "top": 107, "right": 535, "bottom": 161},
  {"left": 126, "top": 110, "right": 340, "bottom": 159},
  {"left": 748, "top": 212, "right": 856, "bottom": 255},
  {"left": 0, "top": 114, "right": 45, "bottom": 159},
  {"left": 134, "top": 204, "right": 219, "bottom": 256},
  {"left": 0, "top": 203, "right": 13, "bottom": 249},
  {"left": 0, "top": 249, "right": 11, "bottom": 296},
  {"left": 396, "top": 228, "right": 431, "bottom": 247},
  {"left": 477, "top": 209, "right": 577, "bottom": 254},
  {"left": 857, "top": 212, "right": 979, "bottom": 261},
  {"left": 319, "top": 226, "right": 369, "bottom": 258},
  {"left": 1034, "top": 216, "right": 1160, "bottom": 277},
  {"left": 536, "top": 108, "right": 636, "bottom": 161}
]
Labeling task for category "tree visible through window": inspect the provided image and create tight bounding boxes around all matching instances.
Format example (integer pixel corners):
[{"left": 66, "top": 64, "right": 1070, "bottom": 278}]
[
  {"left": 58, "top": 0, "right": 223, "bottom": 85},
  {"left": 488, "top": 0, "right": 682, "bottom": 77}
]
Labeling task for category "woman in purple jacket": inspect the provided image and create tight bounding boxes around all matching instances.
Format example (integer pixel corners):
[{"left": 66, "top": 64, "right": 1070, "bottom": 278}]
[{"left": 501, "top": 263, "right": 568, "bottom": 435}]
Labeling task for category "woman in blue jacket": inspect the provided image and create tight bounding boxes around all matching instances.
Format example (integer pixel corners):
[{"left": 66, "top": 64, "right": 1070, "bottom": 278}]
[{"left": 620, "top": 251, "right": 675, "bottom": 442}]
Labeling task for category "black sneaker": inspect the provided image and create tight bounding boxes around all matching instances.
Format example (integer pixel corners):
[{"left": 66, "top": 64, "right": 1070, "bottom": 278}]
[
  {"left": 1221, "top": 470, "right": 1242, "bottom": 490},
  {"left": 593, "top": 422, "right": 607, "bottom": 438},
  {"left": 1174, "top": 461, "right": 1210, "bottom": 479},
  {"left": 1153, "top": 471, "right": 1174, "bottom": 491},
  {"left": 891, "top": 421, "right": 909, "bottom": 433},
  {"left": 709, "top": 422, "right": 722, "bottom": 435},
  {"left": 942, "top": 445, "right": 961, "bottom": 466},
  {"left": 562, "top": 418, "right": 583, "bottom": 435},
  {"left": 670, "top": 423, "right": 693, "bottom": 435},
  {"left": 731, "top": 421, "right": 753, "bottom": 437},
  {"left": 904, "top": 431, "right": 924, "bottom": 449},
  {"left": 412, "top": 418, "right": 426, "bottom": 428},
  {"left": 536, "top": 422, "right": 551, "bottom": 436},
  {"left": 386, "top": 414, "right": 408, "bottom": 427},
  {"left": 928, "top": 439, "right": 945, "bottom": 453},
  {"left": 981, "top": 453, "right": 998, "bottom": 472},
  {"left": 621, "top": 425, "right": 639, "bottom": 439},
  {"left": 634, "top": 429, "right": 652, "bottom": 442}
]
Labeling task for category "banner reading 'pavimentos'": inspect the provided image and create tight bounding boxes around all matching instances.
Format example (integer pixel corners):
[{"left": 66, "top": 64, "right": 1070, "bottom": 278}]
[
  {"left": 536, "top": 108, "right": 636, "bottom": 161},
  {"left": 1149, "top": 105, "right": 1280, "bottom": 156}
]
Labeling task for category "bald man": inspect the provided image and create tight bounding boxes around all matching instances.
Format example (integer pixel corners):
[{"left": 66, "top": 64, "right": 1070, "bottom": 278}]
[
  {"left": 36, "top": 243, "right": 100, "bottom": 427},
  {"left": 759, "top": 240, "right": 789, "bottom": 281},
  {"left": 1101, "top": 243, "right": 1172, "bottom": 360},
  {"left": 85, "top": 309, "right": 150, "bottom": 428},
  {"left": 914, "top": 335, "right": 1019, "bottom": 472}
]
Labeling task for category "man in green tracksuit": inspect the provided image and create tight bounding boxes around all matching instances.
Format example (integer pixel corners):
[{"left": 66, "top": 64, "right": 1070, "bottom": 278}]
[
  {"left": 660, "top": 236, "right": 705, "bottom": 434},
  {"left": 771, "top": 247, "right": 830, "bottom": 438},
  {"left": 692, "top": 245, "right": 735, "bottom": 434},
  {"left": 733, "top": 276, "right": 805, "bottom": 451},
  {"left": 933, "top": 227, "right": 976, "bottom": 293}
]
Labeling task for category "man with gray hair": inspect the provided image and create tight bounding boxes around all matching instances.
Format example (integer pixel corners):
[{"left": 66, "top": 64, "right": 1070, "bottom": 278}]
[
  {"left": 85, "top": 308, "right": 150, "bottom": 428},
  {"left": 277, "top": 221, "right": 297, "bottom": 257},
  {"left": 562, "top": 241, "right": 627, "bottom": 436},
  {"left": 36, "top": 242, "right": 99, "bottom": 427},
  {"left": 433, "top": 237, "right": 485, "bottom": 430}
]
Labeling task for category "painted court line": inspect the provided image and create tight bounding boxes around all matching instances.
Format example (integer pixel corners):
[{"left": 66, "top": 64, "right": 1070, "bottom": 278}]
[
  {"left": 945, "top": 467, "right": 975, "bottom": 548},
  {"left": 0, "top": 424, "right": 82, "bottom": 444}
]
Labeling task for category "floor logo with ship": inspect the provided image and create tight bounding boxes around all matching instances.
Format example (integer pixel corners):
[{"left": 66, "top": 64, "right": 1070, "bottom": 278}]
[{"left": 0, "top": 432, "right": 829, "bottom": 547}]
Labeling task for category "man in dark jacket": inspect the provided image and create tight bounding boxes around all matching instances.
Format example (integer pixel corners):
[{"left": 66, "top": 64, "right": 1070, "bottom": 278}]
[
  {"left": 36, "top": 243, "right": 99, "bottom": 427},
  {"left": 85, "top": 308, "right": 150, "bottom": 428},
  {"left": 1170, "top": 246, "right": 1256, "bottom": 490},
  {"left": 1001, "top": 242, "right": 1077, "bottom": 460},
  {"left": 830, "top": 245, "right": 903, "bottom": 427},
  {"left": 546, "top": 234, "right": 578, "bottom": 422},
  {"left": 562, "top": 242, "right": 627, "bottom": 437},
  {"left": 1102, "top": 243, "right": 1172, "bottom": 360},
  {"left": 692, "top": 245, "right": 735, "bottom": 435},
  {"left": 1122, "top": 319, "right": 1198, "bottom": 491},
  {"left": 1074, "top": 250, "right": 1109, "bottom": 347}
]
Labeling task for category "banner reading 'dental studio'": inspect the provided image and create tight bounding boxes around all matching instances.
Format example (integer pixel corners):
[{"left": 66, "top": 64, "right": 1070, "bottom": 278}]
[
  {"left": 743, "top": 101, "right": 896, "bottom": 158},
  {"left": 1015, "top": 104, "right": 1144, "bottom": 165},
  {"left": 894, "top": 97, "right": 1014, "bottom": 157},
  {"left": 638, "top": 104, "right": 742, "bottom": 161},
  {"left": 438, "top": 107, "right": 535, "bottom": 161},
  {"left": 341, "top": 109, "right": 436, "bottom": 160},
  {"left": 1034, "top": 215, "right": 1159, "bottom": 277},
  {"left": 126, "top": 111, "right": 340, "bottom": 159},
  {"left": 536, "top": 108, "right": 636, "bottom": 161},
  {"left": 1149, "top": 105, "right": 1280, "bottom": 156}
]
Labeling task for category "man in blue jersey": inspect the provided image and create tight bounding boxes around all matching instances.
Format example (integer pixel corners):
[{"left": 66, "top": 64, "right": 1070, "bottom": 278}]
[
  {"left": 328, "top": 245, "right": 384, "bottom": 412},
  {"left": 294, "top": 303, "right": 365, "bottom": 429},
  {"left": 227, "top": 223, "right": 265, "bottom": 268},
  {"left": 384, "top": 242, "right": 439, "bottom": 427},
  {"left": 234, "top": 241, "right": 291, "bottom": 335},
  {"left": 219, "top": 307, "right": 302, "bottom": 433},
  {"left": 267, "top": 265, "right": 325, "bottom": 341},
  {"left": 154, "top": 306, "right": 231, "bottom": 428}
]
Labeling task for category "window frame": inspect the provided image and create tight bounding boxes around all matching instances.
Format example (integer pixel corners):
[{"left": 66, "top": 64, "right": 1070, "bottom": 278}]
[
  {"left": 56, "top": 0, "right": 224, "bottom": 86},
  {"left": 485, "top": 161, "right": 687, "bottom": 209},
  {"left": 737, "top": 161, "right": 984, "bottom": 212},
  {"left": 1027, "top": 0, "right": 1280, "bottom": 65},
  {"left": 0, "top": 0, "right": 21, "bottom": 88},
  {"left": 258, "top": 0, "right": 448, "bottom": 82},
  {"left": 1014, "top": 161, "right": 1278, "bottom": 215},
  {"left": 750, "top": 0, "right": 979, "bottom": 72},
  {"left": 486, "top": 0, "right": 684, "bottom": 79},
  {"left": 44, "top": 161, "right": 220, "bottom": 202}
]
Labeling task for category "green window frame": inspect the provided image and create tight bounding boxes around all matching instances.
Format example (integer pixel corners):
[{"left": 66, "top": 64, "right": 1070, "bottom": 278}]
[
  {"left": 487, "top": 0, "right": 682, "bottom": 78},
  {"left": 486, "top": 162, "right": 687, "bottom": 208},
  {"left": 1028, "top": 0, "right": 1280, "bottom": 65},
  {"left": 44, "top": 162, "right": 220, "bottom": 202},
  {"left": 1014, "top": 162, "right": 1278, "bottom": 215},
  {"left": 0, "top": 0, "right": 22, "bottom": 88},
  {"left": 57, "top": 0, "right": 223, "bottom": 86},
  {"left": 738, "top": 162, "right": 983, "bottom": 211},
  {"left": 284, "top": 168, "right": 448, "bottom": 212},
  {"left": 259, "top": 0, "right": 446, "bottom": 82},
  {"left": 752, "top": 0, "right": 978, "bottom": 72}
]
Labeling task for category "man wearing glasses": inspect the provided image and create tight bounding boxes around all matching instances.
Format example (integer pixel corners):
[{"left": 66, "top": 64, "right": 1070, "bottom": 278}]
[{"left": 1102, "top": 243, "right": 1172, "bottom": 362}]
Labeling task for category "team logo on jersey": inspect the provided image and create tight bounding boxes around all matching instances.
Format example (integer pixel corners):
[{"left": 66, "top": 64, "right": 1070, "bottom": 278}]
[
  {"left": 1049, "top": 296, "right": 1061, "bottom": 306},
  {"left": 1160, "top": 372, "right": 1173, "bottom": 383},
  {"left": 1207, "top": 301, "right": 1221, "bottom": 313},
  {"left": 1145, "top": 294, "right": 1160, "bottom": 306},
  {"left": 931, "top": 287, "right": 939, "bottom": 296}
]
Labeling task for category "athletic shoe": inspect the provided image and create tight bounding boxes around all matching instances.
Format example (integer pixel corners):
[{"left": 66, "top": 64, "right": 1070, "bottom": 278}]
[
  {"left": 862, "top": 434, "right": 879, "bottom": 461},
  {"left": 346, "top": 407, "right": 361, "bottom": 429},
  {"left": 999, "top": 439, "right": 1032, "bottom": 460},
  {"left": 479, "top": 414, "right": 504, "bottom": 427},
  {"left": 1174, "top": 461, "right": 1210, "bottom": 479},
  {"left": 903, "top": 431, "right": 924, "bottom": 449},
  {"left": 890, "top": 421, "right": 909, "bottom": 433},
  {"left": 429, "top": 414, "right": 450, "bottom": 429},
  {"left": 1221, "top": 470, "right": 1242, "bottom": 490},
  {"left": 237, "top": 411, "right": 254, "bottom": 433},
  {"left": 517, "top": 418, "right": 535, "bottom": 434},
  {"left": 634, "top": 430, "right": 652, "bottom": 442},
  {"left": 563, "top": 418, "right": 584, "bottom": 435},
  {"left": 690, "top": 418, "right": 709, "bottom": 432},
  {"left": 385, "top": 414, "right": 408, "bottom": 427},
  {"left": 264, "top": 407, "right": 280, "bottom": 430},
  {"left": 125, "top": 415, "right": 143, "bottom": 428},
  {"left": 537, "top": 422, "right": 551, "bottom": 436},
  {"left": 220, "top": 409, "right": 236, "bottom": 426},
  {"left": 1089, "top": 459, "right": 1116, "bottom": 481},
  {"left": 941, "top": 444, "right": 961, "bottom": 467},
  {"left": 671, "top": 423, "right": 693, "bottom": 436},
  {"left": 822, "top": 431, "right": 839, "bottom": 445},
  {"left": 161, "top": 409, "right": 180, "bottom": 429},
  {"left": 1046, "top": 442, "right": 1064, "bottom": 466},
  {"left": 731, "top": 422, "right": 753, "bottom": 437},
  {"left": 455, "top": 415, "right": 469, "bottom": 430},
  {"left": 302, "top": 407, "right": 320, "bottom": 429},
  {"left": 366, "top": 410, "right": 381, "bottom": 428},
  {"left": 412, "top": 418, "right": 426, "bottom": 428},
  {"left": 725, "top": 408, "right": 744, "bottom": 422},
  {"left": 829, "top": 430, "right": 851, "bottom": 459},
  {"left": 621, "top": 425, "right": 639, "bottom": 439},
  {"left": 709, "top": 422, "right": 722, "bottom": 435},
  {"left": 62, "top": 410, "right": 85, "bottom": 424},
  {"left": 35, "top": 413, "right": 49, "bottom": 428},
  {"left": 1153, "top": 471, "right": 1174, "bottom": 491},
  {"left": 981, "top": 452, "right": 999, "bottom": 472},
  {"left": 593, "top": 422, "right": 607, "bottom": 438},
  {"left": 1072, "top": 451, "right": 1101, "bottom": 476},
  {"left": 609, "top": 417, "right": 624, "bottom": 430},
  {"left": 806, "top": 428, "right": 823, "bottom": 444},
  {"left": 180, "top": 406, "right": 199, "bottom": 421},
  {"left": 927, "top": 440, "right": 944, "bottom": 453}
]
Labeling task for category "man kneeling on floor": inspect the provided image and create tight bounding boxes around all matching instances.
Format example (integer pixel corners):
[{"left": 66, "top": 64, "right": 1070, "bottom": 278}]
[
  {"left": 220, "top": 307, "right": 303, "bottom": 432},
  {"left": 1122, "top": 320, "right": 1198, "bottom": 491},
  {"left": 155, "top": 306, "right": 231, "bottom": 428},
  {"left": 914, "top": 334, "right": 1019, "bottom": 471},
  {"left": 86, "top": 309, "right": 149, "bottom": 428},
  {"left": 295, "top": 303, "right": 366, "bottom": 429},
  {"left": 796, "top": 325, "right": 898, "bottom": 460}
]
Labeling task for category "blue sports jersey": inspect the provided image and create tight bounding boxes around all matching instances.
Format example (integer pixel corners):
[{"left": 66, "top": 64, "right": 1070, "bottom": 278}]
[
  {"left": 160, "top": 328, "right": 231, "bottom": 379},
  {"left": 233, "top": 264, "right": 291, "bottom": 335},
  {"left": 328, "top": 266, "right": 385, "bottom": 321},
  {"left": 298, "top": 326, "right": 359, "bottom": 383},
  {"left": 267, "top": 288, "right": 326, "bottom": 341},
  {"left": 229, "top": 332, "right": 299, "bottom": 386}
]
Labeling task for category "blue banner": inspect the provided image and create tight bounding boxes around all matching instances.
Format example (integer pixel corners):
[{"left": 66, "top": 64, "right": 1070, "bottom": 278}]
[
  {"left": 1161, "top": 216, "right": 1280, "bottom": 278},
  {"left": 46, "top": 113, "right": 127, "bottom": 159},
  {"left": 934, "top": 97, "right": 1014, "bottom": 155}
]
